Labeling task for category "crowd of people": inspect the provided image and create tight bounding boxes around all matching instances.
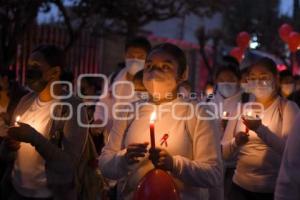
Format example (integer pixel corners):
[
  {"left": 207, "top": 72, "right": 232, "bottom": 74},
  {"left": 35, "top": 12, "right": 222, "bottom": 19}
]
[{"left": 0, "top": 37, "right": 299, "bottom": 200}]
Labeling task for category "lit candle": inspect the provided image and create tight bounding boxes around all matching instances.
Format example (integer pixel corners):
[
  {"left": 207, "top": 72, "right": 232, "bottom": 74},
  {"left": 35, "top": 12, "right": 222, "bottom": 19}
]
[
  {"left": 15, "top": 115, "right": 20, "bottom": 126},
  {"left": 149, "top": 112, "right": 156, "bottom": 149},
  {"left": 223, "top": 111, "right": 229, "bottom": 118}
]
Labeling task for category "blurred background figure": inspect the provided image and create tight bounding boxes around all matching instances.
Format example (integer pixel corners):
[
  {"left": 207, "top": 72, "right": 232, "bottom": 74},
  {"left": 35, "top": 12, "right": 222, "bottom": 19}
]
[
  {"left": 279, "top": 70, "right": 300, "bottom": 108},
  {"left": 203, "top": 81, "right": 214, "bottom": 101},
  {"left": 0, "top": 70, "right": 28, "bottom": 133},
  {"left": 275, "top": 113, "right": 300, "bottom": 200},
  {"left": 132, "top": 70, "right": 149, "bottom": 101},
  {"left": 294, "top": 75, "right": 300, "bottom": 92},
  {"left": 60, "top": 71, "right": 74, "bottom": 94},
  {"left": 93, "top": 37, "right": 151, "bottom": 136},
  {"left": 0, "top": 70, "right": 28, "bottom": 185},
  {"left": 80, "top": 76, "right": 103, "bottom": 154},
  {"left": 279, "top": 70, "right": 295, "bottom": 98}
]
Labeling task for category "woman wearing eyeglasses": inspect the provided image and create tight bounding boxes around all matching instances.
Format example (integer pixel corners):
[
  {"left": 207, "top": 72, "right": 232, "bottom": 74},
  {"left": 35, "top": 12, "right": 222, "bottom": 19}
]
[{"left": 221, "top": 57, "right": 299, "bottom": 200}]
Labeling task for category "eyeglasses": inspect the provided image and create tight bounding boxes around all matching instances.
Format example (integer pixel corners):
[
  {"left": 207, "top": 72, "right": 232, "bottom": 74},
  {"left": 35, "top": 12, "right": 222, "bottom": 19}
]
[
  {"left": 247, "top": 75, "right": 272, "bottom": 82},
  {"left": 247, "top": 79, "right": 273, "bottom": 87}
]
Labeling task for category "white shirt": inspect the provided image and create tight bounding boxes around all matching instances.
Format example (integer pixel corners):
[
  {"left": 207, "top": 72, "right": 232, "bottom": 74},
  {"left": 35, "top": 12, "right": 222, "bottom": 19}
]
[
  {"left": 222, "top": 97, "right": 299, "bottom": 193},
  {"left": 204, "top": 90, "right": 249, "bottom": 140},
  {"left": 12, "top": 97, "right": 56, "bottom": 198},
  {"left": 94, "top": 68, "right": 141, "bottom": 141},
  {"left": 99, "top": 98, "right": 223, "bottom": 200},
  {"left": 275, "top": 112, "right": 300, "bottom": 200}
]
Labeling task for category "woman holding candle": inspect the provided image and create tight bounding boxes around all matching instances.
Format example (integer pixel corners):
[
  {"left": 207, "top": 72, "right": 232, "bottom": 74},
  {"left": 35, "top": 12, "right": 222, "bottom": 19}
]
[
  {"left": 99, "top": 43, "right": 223, "bottom": 200},
  {"left": 221, "top": 57, "right": 299, "bottom": 200}
]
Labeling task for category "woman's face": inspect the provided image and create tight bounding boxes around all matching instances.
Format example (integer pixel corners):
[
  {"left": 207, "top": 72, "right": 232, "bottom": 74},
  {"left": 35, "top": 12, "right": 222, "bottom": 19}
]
[
  {"left": 143, "top": 50, "right": 181, "bottom": 100},
  {"left": 248, "top": 64, "right": 278, "bottom": 101},
  {"left": 248, "top": 65, "right": 276, "bottom": 84},
  {"left": 144, "top": 50, "right": 179, "bottom": 81},
  {"left": 26, "top": 52, "right": 61, "bottom": 93}
]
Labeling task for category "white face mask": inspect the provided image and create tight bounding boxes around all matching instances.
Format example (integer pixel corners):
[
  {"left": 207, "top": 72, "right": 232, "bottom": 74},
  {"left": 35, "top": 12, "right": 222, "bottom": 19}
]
[
  {"left": 241, "top": 83, "right": 249, "bottom": 93},
  {"left": 217, "top": 82, "right": 238, "bottom": 98},
  {"left": 125, "top": 58, "right": 145, "bottom": 75},
  {"left": 143, "top": 70, "right": 177, "bottom": 100},
  {"left": 281, "top": 84, "right": 294, "bottom": 97},
  {"left": 249, "top": 80, "right": 274, "bottom": 100},
  {"left": 134, "top": 91, "right": 149, "bottom": 101},
  {"left": 178, "top": 86, "right": 190, "bottom": 98}
]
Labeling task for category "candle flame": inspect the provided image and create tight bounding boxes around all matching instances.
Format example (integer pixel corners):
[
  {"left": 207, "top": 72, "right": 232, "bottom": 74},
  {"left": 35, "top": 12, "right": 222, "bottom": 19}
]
[
  {"left": 150, "top": 112, "right": 156, "bottom": 124},
  {"left": 223, "top": 111, "right": 228, "bottom": 117},
  {"left": 15, "top": 115, "right": 20, "bottom": 126},
  {"left": 247, "top": 110, "right": 252, "bottom": 117},
  {"left": 16, "top": 116, "right": 20, "bottom": 122}
]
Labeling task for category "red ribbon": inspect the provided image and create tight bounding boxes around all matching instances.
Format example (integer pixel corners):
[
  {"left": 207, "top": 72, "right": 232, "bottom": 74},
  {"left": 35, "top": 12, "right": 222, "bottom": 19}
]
[{"left": 160, "top": 134, "right": 169, "bottom": 147}]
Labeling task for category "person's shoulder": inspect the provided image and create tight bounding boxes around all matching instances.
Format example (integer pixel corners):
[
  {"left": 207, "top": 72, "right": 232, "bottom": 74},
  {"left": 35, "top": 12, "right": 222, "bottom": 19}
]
[
  {"left": 62, "top": 95, "right": 83, "bottom": 108},
  {"left": 281, "top": 97, "right": 299, "bottom": 112},
  {"left": 19, "top": 92, "right": 37, "bottom": 104},
  {"left": 177, "top": 99, "right": 214, "bottom": 118}
]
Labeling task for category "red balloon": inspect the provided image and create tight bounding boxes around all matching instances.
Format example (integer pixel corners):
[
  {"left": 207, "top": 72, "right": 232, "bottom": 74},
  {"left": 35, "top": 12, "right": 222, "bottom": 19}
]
[
  {"left": 279, "top": 23, "right": 293, "bottom": 43},
  {"left": 288, "top": 32, "right": 300, "bottom": 52},
  {"left": 230, "top": 47, "right": 244, "bottom": 62},
  {"left": 133, "top": 169, "right": 180, "bottom": 200},
  {"left": 236, "top": 32, "right": 250, "bottom": 49}
]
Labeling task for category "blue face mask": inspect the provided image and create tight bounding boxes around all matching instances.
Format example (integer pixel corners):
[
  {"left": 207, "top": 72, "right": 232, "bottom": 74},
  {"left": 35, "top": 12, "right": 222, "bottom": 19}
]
[{"left": 217, "top": 82, "right": 239, "bottom": 98}]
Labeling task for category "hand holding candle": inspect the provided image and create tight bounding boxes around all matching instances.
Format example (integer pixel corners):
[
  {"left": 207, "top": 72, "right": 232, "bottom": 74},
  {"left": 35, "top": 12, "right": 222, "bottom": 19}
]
[{"left": 242, "top": 110, "right": 262, "bottom": 132}]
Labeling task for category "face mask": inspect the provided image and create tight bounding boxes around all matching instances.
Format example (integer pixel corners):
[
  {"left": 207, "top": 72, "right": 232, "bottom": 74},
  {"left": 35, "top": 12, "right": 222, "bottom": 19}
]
[
  {"left": 25, "top": 68, "right": 48, "bottom": 93},
  {"left": 143, "top": 70, "right": 177, "bottom": 100},
  {"left": 134, "top": 91, "right": 149, "bottom": 101},
  {"left": 125, "top": 59, "right": 145, "bottom": 75},
  {"left": 281, "top": 84, "right": 294, "bottom": 97},
  {"left": 249, "top": 80, "right": 274, "bottom": 101},
  {"left": 178, "top": 86, "right": 189, "bottom": 97},
  {"left": 217, "top": 82, "right": 238, "bottom": 98},
  {"left": 241, "top": 83, "right": 249, "bottom": 93}
]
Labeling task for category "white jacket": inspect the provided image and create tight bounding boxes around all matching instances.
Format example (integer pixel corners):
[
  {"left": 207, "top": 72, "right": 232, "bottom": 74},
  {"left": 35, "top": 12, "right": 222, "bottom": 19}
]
[{"left": 99, "top": 98, "right": 223, "bottom": 200}]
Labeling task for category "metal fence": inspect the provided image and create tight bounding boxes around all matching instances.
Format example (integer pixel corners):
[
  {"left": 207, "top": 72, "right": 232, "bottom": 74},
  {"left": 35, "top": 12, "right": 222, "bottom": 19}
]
[{"left": 10, "top": 25, "right": 102, "bottom": 85}]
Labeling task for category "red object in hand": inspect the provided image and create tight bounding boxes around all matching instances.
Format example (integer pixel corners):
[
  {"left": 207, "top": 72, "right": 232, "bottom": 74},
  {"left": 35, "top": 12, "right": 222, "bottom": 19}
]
[
  {"left": 245, "top": 127, "right": 249, "bottom": 135},
  {"left": 133, "top": 169, "right": 180, "bottom": 200},
  {"left": 150, "top": 123, "right": 155, "bottom": 149},
  {"left": 149, "top": 112, "right": 156, "bottom": 149},
  {"left": 279, "top": 23, "right": 293, "bottom": 43},
  {"left": 236, "top": 31, "right": 250, "bottom": 49}
]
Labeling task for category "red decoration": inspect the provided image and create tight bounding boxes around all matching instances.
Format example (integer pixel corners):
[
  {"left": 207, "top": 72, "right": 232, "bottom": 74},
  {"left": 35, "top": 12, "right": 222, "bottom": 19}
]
[
  {"left": 230, "top": 47, "right": 244, "bottom": 62},
  {"left": 288, "top": 32, "right": 300, "bottom": 52},
  {"left": 236, "top": 32, "right": 250, "bottom": 49},
  {"left": 160, "top": 133, "right": 169, "bottom": 147},
  {"left": 279, "top": 23, "right": 293, "bottom": 43},
  {"left": 133, "top": 169, "right": 180, "bottom": 200}
]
